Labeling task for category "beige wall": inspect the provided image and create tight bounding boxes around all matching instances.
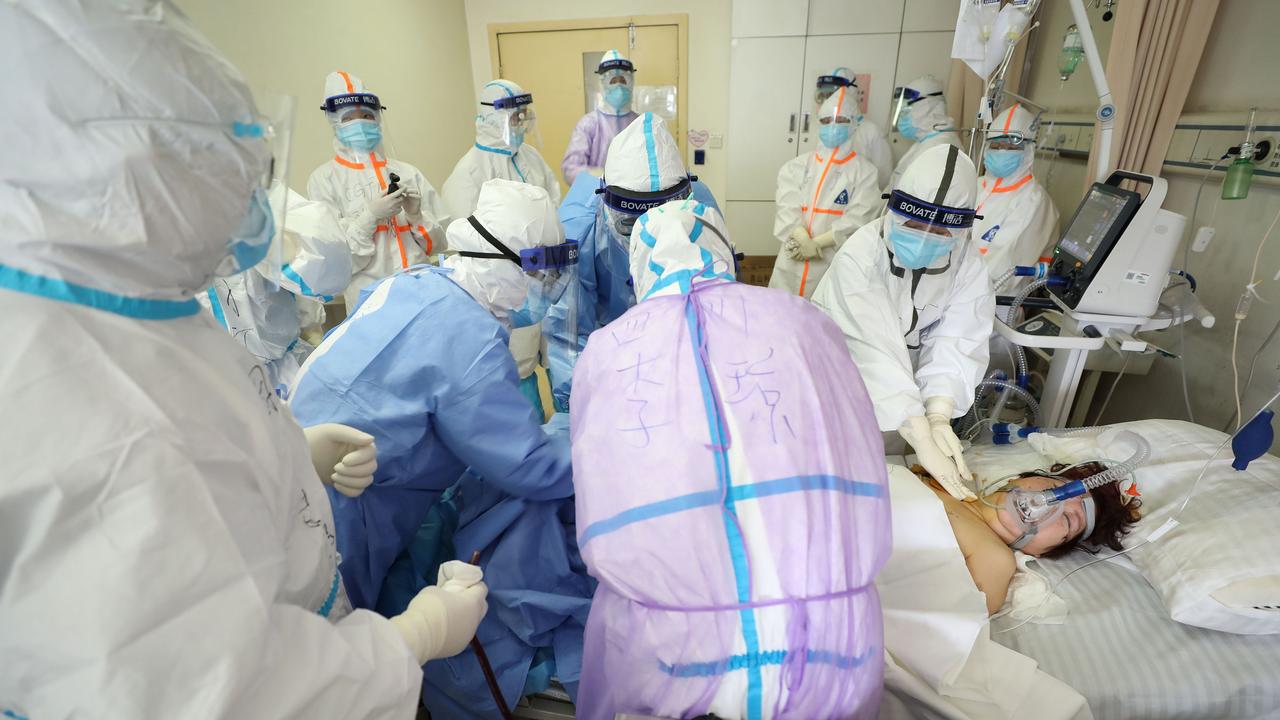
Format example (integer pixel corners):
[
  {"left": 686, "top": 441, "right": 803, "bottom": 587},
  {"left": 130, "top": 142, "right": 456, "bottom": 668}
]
[
  {"left": 462, "top": 0, "right": 731, "bottom": 204},
  {"left": 176, "top": 0, "right": 476, "bottom": 192}
]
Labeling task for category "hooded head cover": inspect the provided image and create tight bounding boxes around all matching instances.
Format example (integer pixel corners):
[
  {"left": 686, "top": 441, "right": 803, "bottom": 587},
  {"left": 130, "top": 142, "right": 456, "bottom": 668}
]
[
  {"left": 476, "top": 79, "right": 532, "bottom": 152},
  {"left": 817, "top": 85, "right": 859, "bottom": 148},
  {"left": 899, "top": 74, "right": 952, "bottom": 140},
  {"left": 0, "top": 0, "right": 272, "bottom": 311},
  {"left": 884, "top": 144, "right": 979, "bottom": 269},
  {"left": 601, "top": 113, "right": 691, "bottom": 213},
  {"left": 630, "top": 198, "right": 738, "bottom": 300},
  {"left": 443, "top": 178, "right": 563, "bottom": 320}
]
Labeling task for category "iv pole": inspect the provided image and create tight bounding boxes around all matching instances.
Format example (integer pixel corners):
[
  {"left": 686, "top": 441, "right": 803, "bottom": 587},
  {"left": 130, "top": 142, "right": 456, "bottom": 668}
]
[{"left": 1068, "top": 0, "right": 1116, "bottom": 182}]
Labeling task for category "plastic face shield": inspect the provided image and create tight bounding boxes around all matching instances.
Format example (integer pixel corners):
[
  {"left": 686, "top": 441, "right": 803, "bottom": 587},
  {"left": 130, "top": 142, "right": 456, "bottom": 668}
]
[
  {"left": 599, "top": 68, "right": 634, "bottom": 89},
  {"left": 457, "top": 216, "right": 579, "bottom": 334},
  {"left": 486, "top": 92, "right": 538, "bottom": 147},
  {"left": 890, "top": 85, "right": 943, "bottom": 131},
  {"left": 815, "top": 74, "right": 854, "bottom": 107},
  {"left": 231, "top": 94, "right": 296, "bottom": 286},
  {"left": 885, "top": 188, "right": 977, "bottom": 269}
]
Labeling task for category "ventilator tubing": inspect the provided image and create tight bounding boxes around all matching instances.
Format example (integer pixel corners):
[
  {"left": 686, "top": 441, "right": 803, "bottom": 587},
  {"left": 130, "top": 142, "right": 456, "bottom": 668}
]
[
  {"left": 1000, "top": 270, "right": 1067, "bottom": 388},
  {"left": 980, "top": 378, "right": 1043, "bottom": 430},
  {"left": 1010, "top": 428, "right": 1151, "bottom": 523}
]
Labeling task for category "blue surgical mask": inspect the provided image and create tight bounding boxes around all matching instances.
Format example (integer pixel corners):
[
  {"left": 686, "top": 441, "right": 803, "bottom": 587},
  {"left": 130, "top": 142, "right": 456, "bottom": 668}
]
[
  {"left": 336, "top": 119, "right": 382, "bottom": 152},
  {"left": 889, "top": 223, "right": 954, "bottom": 270},
  {"left": 819, "top": 123, "right": 851, "bottom": 149},
  {"left": 984, "top": 148, "right": 1025, "bottom": 178},
  {"left": 604, "top": 85, "right": 632, "bottom": 112},
  {"left": 897, "top": 111, "right": 918, "bottom": 141},
  {"left": 508, "top": 128, "right": 525, "bottom": 149},
  {"left": 221, "top": 186, "right": 275, "bottom": 275}
]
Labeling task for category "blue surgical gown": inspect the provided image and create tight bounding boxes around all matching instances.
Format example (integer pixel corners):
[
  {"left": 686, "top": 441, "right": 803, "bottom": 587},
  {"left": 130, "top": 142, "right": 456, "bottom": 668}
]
[
  {"left": 547, "top": 174, "right": 721, "bottom": 410},
  {"left": 289, "top": 268, "right": 574, "bottom": 610}
]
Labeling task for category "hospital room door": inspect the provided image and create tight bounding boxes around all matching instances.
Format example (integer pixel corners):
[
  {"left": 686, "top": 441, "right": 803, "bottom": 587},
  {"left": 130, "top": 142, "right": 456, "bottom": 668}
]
[{"left": 491, "top": 16, "right": 688, "bottom": 193}]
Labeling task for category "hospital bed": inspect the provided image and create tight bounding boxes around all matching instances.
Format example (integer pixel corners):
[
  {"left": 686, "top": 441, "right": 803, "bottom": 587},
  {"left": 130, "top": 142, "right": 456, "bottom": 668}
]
[{"left": 969, "top": 418, "right": 1280, "bottom": 719}]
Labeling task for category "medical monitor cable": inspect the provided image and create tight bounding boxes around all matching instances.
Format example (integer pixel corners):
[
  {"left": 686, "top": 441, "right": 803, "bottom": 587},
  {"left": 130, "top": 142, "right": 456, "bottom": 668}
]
[{"left": 994, "top": 386, "right": 1280, "bottom": 635}]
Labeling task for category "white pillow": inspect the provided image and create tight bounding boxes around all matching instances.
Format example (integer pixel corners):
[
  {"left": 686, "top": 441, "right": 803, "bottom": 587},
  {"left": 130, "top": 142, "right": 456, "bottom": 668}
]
[{"left": 1021, "top": 419, "right": 1280, "bottom": 635}]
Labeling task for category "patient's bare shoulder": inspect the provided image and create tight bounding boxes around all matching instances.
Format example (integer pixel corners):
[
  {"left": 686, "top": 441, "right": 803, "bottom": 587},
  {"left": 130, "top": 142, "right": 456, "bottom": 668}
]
[{"left": 926, "top": 482, "right": 1017, "bottom": 615}]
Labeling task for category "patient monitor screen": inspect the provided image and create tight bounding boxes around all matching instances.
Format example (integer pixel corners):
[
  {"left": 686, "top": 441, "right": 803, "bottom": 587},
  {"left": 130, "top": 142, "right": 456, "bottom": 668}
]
[{"left": 1059, "top": 188, "right": 1134, "bottom": 263}]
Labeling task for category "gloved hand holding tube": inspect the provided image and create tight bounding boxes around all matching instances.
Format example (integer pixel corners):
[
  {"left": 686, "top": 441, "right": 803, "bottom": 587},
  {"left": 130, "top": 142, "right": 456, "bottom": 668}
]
[
  {"left": 365, "top": 186, "right": 407, "bottom": 220},
  {"left": 389, "top": 560, "right": 489, "bottom": 665},
  {"left": 301, "top": 423, "right": 378, "bottom": 498}
]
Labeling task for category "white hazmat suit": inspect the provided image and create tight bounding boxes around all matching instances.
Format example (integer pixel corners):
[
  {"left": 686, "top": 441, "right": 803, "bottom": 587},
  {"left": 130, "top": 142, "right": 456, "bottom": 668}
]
[
  {"left": 890, "top": 75, "right": 963, "bottom": 188},
  {"left": 198, "top": 187, "right": 352, "bottom": 397},
  {"left": 770, "top": 86, "right": 882, "bottom": 298},
  {"left": 0, "top": 3, "right": 482, "bottom": 717},
  {"left": 813, "top": 145, "right": 993, "bottom": 500},
  {"left": 974, "top": 103, "right": 1060, "bottom": 279},
  {"left": 307, "top": 70, "right": 448, "bottom": 309},
  {"left": 816, "top": 67, "right": 894, "bottom": 189},
  {"left": 442, "top": 79, "right": 561, "bottom": 221}
]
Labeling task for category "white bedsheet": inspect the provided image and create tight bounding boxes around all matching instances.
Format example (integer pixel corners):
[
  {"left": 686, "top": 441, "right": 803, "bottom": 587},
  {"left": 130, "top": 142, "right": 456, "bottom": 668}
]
[{"left": 877, "top": 465, "right": 1090, "bottom": 720}]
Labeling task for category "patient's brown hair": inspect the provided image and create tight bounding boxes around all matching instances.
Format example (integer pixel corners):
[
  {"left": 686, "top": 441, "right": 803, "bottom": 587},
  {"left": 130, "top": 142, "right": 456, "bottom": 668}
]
[{"left": 1029, "top": 462, "right": 1142, "bottom": 559}]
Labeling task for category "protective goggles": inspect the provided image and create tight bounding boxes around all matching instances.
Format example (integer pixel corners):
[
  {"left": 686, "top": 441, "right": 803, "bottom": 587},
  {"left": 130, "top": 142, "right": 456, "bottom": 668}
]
[
  {"left": 815, "top": 75, "right": 856, "bottom": 106},
  {"left": 893, "top": 86, "right": 944, "bottom": 106},
  {"left": 597, "top": 57, "right": 636, "bottom": 73},
  {"left": 985, "top": 131, "right": 1030, "bottom": 147},
  {"left": 887, "top": 189, "right": 978, "bottom": 232},
  {"left": 598, "top": 176, "right": 695, "bottom": 216},
  {"left": 600, "top": 68, "right": 634, "bottom": 86}
]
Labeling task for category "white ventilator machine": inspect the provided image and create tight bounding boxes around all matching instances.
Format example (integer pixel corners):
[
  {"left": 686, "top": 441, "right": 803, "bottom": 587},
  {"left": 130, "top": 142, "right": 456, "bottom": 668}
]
[{"left": 996, "top": 170, "right": 1214, "bottom": 427}]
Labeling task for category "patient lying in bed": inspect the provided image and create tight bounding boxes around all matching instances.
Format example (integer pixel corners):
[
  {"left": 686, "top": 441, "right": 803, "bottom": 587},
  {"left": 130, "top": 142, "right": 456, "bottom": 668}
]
[{"left": 914, "top": 462, "right": 1142, "bottom": 614}]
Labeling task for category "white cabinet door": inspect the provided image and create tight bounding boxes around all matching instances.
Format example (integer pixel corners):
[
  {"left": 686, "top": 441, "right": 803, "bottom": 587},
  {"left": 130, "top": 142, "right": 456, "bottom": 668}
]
[
  {"left": 807, "top": 0, "right": 905, "bottom": 36},
  {"left": 732, "top": 0, "right": 809, "bottom": 38},
  {"left": 796, "top": 32, "right": 904, "bottom": 158},
  {"left": 726, "top": 36, "right": 808, "bottom": 201}
]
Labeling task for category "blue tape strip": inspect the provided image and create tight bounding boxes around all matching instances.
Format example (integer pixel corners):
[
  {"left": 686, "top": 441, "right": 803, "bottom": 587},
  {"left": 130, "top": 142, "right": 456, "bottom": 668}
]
[
  {"left": 205, "top": 287, "right": 229, "bottom": 329},
  {"left": 580, "top": 474, "right": 884, "bottom": 546},
  {"left": 281, "top": 263, "right": 320, "bottom": 298},
  {"left": 659, "top": 646, "right": 874, "bottom": 678},
  {"left": 316, "top": 569, "right": 341, "bottom": 618},
  {"left": 0, "top": 263, "right": 200, "bottom": 320},
  {"left": 483, "top": 80, "right": 516, "bottom": 98},
  {"left": 644, "top": 113, "right": 660, "bottom": 191},
  {"left": 510, "top": 156, "right": 528, "bottom": 183},
  {"left": 684, "top": 300, "right": 762, "bottom": 719},
  {"left": 475, "top": 142, "right": 514, "bottom": 157}
]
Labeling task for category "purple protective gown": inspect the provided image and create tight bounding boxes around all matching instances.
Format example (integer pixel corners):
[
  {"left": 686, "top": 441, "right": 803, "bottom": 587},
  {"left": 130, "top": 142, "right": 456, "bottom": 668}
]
[
  {"left": 560, "top": 108, "right": 639, "bottom": 186},
  {"left": 570, "top": 280, "right": 891, "bottom": 720}
]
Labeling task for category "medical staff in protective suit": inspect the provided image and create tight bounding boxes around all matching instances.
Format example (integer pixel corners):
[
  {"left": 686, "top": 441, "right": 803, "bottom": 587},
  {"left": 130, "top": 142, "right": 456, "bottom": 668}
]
[
  {"left": 290, "top": 179, "right": 581, "bottom": 716},
  {"left": 443, "top": 79, "right": 562, "bottom": 408},
  {"left": 890, "top": 75, "right": 963, "bottom": 188},
  {"left": 0, "top": 2, "right": 486, "bottom": 717},
  {"left": 199, "top": 187, "right": 351, "bottom": 398},
  {"left": 443, "top": 79, "right": 561, "bottom": 220},
  {"left": 308, "top": 70, "right": 448, "bottom": 309},
  {"left": 571, "top": 198, "right": 891, "bottom": 720},
  {"left": 974, "top": 103, "right": 1059, "bottom": 279},
  {"left": 813, "top": 144, "right": 993, "bottom": 503},
  {"left": 815, "top": 67, "right": 893, "bottom": 188},
  {"left": 547, "top": 112, "right": 719, "bottom": 410},
  {"left": 771, "top": 85, "right": 882, "bottom": 298},
  {"left": 561, "top": 50, "right": 640, "bottom": 186}
]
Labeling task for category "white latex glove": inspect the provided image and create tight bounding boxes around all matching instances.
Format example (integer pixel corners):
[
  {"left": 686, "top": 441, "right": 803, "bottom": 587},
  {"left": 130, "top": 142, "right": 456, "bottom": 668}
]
[
  {"left": 402, "top": 188, "right": 422, "bottom": 219},
  {"left": 812, "top": 229, "right": 837, "bottom": 250},
  {"left": 924, "top": 396, "right": 973, "bottom": 481},
  {"left": 301, "top": 423, "right": 377, "bottom": 498},
  {"left": 366, "top": 187, "right": 407, "bottom": 220},
  {"left": 389, "top": 560, "right": 488, "bottom": 664},
  {"left": 900, "top": 415, "right": 976, "bottom": 501},
  {"left": 586, "top": 166, "right": 604, "bottom": 178},
  {"left": 785, "top": 226, "right": 820, "bottom": 261}
]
